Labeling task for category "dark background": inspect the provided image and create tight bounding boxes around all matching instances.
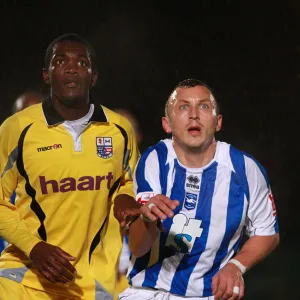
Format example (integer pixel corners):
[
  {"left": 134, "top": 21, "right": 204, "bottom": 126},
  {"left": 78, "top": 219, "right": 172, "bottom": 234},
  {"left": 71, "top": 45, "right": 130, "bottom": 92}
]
[{"left": 0, "top": 1, "right": 298, "bottom": 299}]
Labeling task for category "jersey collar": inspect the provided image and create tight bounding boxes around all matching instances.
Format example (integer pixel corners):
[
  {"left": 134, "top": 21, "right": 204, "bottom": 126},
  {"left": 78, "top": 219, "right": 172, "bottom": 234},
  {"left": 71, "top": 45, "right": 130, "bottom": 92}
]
[{"left": 42, "top": 97, "right": 109, "bottom": 126}]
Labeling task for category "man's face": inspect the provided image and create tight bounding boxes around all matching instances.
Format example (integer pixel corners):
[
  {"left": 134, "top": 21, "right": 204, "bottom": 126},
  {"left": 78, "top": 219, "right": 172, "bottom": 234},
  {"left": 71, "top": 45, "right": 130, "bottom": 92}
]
[
  {"left": 162, "top": 85, "right": 222, "bottom": 151},
  {"left": 43, "top": 41, "right": 97, "bottom": 106}
]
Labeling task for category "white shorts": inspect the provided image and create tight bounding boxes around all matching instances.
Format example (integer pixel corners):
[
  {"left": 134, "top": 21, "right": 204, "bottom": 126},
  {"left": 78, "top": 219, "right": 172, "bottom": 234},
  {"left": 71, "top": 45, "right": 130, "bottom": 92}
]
[{"left": 118, "top": 287, "right": 215, "bottom": 300}]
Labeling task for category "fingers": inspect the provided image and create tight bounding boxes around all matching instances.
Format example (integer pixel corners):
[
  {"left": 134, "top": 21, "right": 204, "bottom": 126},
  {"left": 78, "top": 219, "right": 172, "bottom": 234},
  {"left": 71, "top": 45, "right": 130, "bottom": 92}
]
[
  {"left": 56, "top": 247, "right": 76, "bottom": 261},
  {"left": 141, "top": 195, "right": 180, "bottom": 222},
  {"left": 47, "top": 257, "right": 75, "bottom": 283},
  {"left": 38, "top": 263, "right": 57, "bottom": 283},
  {"left": 53, "top": 251, "right": 77, "bottom": 275},
  {"left": 213, "top": 271, "right": 244, "bottom": 300},
  {"left": 238, "top": 278, "right": 245, "bottom": 299},
  {"left": 227, "top": 281, "right": 240, "bottom": 300},
  {"left": 212, "top": 274, "right": 219, "bottom": 295},
  {"left": 150, "top": 202, "right": 172, "bottom": 220},
  {"left": 214, "top": 280, "right": 227, "bottom": 299},
  {"left": 38, "top": 254, "right": 75, "bottom": 284}
]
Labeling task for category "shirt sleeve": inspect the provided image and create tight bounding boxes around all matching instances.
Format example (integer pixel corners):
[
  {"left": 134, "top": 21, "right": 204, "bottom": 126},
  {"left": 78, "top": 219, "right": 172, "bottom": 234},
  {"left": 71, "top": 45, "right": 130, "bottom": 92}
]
[
  {"left": 116, "top": 120, "right": 140, "bottom": 200},
  {"left": 0, "top": 116, "right": 41, "bottom": 257},
  {"left": 244, "top": 155, "right": 279, "bottom": 237},
  {"left": 133, "top": 147, "right": 162, "bottom": 203}
]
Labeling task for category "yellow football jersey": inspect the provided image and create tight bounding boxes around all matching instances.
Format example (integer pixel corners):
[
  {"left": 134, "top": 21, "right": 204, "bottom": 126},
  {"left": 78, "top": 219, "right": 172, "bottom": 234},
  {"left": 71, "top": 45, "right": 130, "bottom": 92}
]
[{"left": 0, "top": 100, "right": 139, "bottom": 299}]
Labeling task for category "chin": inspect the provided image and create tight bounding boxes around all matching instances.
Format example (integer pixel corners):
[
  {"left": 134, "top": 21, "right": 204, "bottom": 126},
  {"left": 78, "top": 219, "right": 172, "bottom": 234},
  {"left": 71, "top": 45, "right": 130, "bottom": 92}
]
[
  {"left": 59, "top": 94, "right": 83, "bottom": 107},
  {"left": 184, "top": 137, "right": 211, "bottom": 151}
]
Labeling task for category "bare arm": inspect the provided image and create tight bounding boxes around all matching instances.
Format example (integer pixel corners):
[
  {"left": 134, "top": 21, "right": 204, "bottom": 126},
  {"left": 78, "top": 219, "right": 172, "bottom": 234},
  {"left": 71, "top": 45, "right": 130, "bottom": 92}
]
[
  {"left": 128, "top": 216, "right": 158, "bottom": 257},
  {"left": 230, "top": 233, "right": 279, "bottom": 271},
  {"left": 115, "top": 194, "right": 180, "bottom": 257},
  {"left": 113, "top": 193, "right": 157, "bottom": 257},
  {"left": 212, "top": 233, "right": 279, "bottom": 300}
]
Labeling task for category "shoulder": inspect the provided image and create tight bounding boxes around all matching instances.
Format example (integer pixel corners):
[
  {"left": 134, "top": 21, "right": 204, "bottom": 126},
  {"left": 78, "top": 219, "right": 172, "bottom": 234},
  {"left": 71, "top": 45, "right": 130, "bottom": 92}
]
[
  {"left": 219, "top": 141, "right": 268, "bottom": 185},
  {"left": 1, "top": 103, "right": 43, "bottom": 129},
  {"left": 101, "top": 105, "right": 135, "bottom": 136},
  {"left": 142, "top": 139, "right": 170, "bottom": 157},
  {"left": 138, "top": 139, "right": 171, "bottom": 167}
]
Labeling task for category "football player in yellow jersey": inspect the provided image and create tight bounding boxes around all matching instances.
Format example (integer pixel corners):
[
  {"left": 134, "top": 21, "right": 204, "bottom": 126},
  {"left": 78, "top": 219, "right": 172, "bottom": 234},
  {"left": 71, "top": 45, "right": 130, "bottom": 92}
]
[{"left": 0, "top": 33, "right": 139, "bottom": 299}]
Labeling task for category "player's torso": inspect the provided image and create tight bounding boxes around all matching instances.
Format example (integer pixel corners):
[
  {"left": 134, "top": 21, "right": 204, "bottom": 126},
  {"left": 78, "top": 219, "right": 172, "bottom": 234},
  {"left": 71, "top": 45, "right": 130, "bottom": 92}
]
[
  {"left": 15, "top": 120, "right": 125, "bottom": 252},
  {"left": 161, "top": 160, "right": 247, "bottom": 259},
  {"left": 130, "top": 159, "right": 248, "bottom": 296}
]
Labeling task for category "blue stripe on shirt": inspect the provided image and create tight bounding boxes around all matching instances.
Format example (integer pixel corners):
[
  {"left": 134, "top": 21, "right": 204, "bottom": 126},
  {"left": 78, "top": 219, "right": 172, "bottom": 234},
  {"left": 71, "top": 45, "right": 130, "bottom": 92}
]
[
  {"left": 135, "top": 147, "right": 155, "bottom": 193},
  {"left": 203, "top": 170, "right": 245, "bottom": 296},
  {"left": 170, "top": 162, "right": 218, "bottom": 295},
  {"left": 155, "top": 141, "right": 169, "bottom": 195},
  {"left": 142, "top": 160, "right": 186, "bottom": 288}
]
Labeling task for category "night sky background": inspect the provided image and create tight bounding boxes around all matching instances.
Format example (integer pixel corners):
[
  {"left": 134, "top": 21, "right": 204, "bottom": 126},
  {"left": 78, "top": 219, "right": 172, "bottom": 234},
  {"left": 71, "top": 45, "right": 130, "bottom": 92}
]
[{"left": 0, "top": 1, "right": 299, "bottom": 298}]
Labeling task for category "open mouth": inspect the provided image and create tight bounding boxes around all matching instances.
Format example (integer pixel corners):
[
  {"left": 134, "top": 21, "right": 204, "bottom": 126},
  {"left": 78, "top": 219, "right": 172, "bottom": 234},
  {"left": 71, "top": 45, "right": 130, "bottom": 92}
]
[
  {"left": 65, "top": 78, "right": 78, "bottom": 88},
  {"left": 188, "top": 126, "right": 201, "bottom": 136}
]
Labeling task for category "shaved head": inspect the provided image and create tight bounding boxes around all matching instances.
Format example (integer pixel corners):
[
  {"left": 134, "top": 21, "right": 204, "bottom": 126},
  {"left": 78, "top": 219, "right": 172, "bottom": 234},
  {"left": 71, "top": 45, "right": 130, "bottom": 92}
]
[{"left": 165, "top": 79, "right": 219, "bottom": 117}]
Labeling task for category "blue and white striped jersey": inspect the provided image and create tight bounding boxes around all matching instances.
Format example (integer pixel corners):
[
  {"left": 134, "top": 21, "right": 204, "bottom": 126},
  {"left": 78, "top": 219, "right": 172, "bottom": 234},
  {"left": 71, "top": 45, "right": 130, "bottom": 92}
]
[{"left": 128, "top": 139, "right": 278, "bottom": 297}]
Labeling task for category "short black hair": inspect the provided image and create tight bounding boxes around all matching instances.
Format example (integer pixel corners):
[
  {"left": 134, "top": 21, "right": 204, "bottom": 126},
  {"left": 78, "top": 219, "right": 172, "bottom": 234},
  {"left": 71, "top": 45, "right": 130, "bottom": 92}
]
[
  {"left": 165, "top": 78, "right": 220, "bottom": 116},
  {"left": 44, "top": 33, "right": 97, "bottom": 71},
  {"left": 175, "top": 79, "right": 212, "bottom": 91}
]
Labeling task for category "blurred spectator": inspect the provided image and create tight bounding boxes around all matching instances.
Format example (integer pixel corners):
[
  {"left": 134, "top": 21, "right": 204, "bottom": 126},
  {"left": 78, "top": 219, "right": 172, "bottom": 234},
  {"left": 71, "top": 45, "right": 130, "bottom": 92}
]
[
  {"left": 113, "top": 108, "right": 143, "bottom": 146},
  {"left": 12, "top": 91, "right": 44, "bottom": 113},
  {"left": 0, "top": 91, "right": 43, "bottom": 253}
]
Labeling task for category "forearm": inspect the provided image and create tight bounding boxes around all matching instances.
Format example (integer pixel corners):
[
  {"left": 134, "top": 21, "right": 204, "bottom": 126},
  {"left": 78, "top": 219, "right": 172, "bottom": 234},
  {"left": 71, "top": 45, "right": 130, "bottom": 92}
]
[
  {"left": 0, "top": 203, "right": 41, "bottom": 256},
  {"left": 128, "top": 217, "right": 158, "bottom": 257},
  {"left": 231, "top": 233, "right": 280, "bottom": 271},
  {"left": 114, "top": 194, "right": 158, "bottom": 257}
]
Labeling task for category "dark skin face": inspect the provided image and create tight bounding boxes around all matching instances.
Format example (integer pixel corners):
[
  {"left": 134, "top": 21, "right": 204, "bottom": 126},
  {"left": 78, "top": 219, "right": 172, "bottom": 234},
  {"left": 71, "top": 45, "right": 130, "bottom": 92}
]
[{"left": 43, "top": 41, "right": 98, "bottom": 120}]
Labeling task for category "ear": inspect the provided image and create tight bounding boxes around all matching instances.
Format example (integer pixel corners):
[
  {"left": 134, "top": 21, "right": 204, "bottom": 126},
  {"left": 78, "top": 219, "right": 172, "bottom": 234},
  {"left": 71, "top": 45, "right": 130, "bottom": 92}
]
[
  {"left": 162, "top": 117, "right": 172, "bottom": 134},
  {"left": 43, "top": 68, "right": 51, "bottom": 85},
  {"left": 215, "top": 114, "right": 223, "bottom": 132},
  {"left": 91, "top": 71, "right": 98, "bottom": 87}
]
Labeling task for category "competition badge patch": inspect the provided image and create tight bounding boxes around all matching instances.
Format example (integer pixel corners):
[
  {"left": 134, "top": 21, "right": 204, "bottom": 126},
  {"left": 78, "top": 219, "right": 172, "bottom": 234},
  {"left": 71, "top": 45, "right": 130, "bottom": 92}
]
[
  {"left": 96, "top": 137, "right": 113, "bottom": 158},
  {"left": 137, "top": 192, "right": 155, "bottom": 204}
]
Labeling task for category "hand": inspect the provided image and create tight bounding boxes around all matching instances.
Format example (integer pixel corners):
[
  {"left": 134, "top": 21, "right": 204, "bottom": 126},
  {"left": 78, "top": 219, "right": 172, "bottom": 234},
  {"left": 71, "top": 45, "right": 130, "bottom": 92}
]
[
  {"left": 114, "top": 194, "right": 142, "bottom": 228},
  {"left": 30, "top": 241, "right": 77, "bottom": 284},
  {"left": 140, "top": 194, "right": 180, "bottom": 222},
  {"left": 212, "top": 263, "right": 244, "bottom": 300}
]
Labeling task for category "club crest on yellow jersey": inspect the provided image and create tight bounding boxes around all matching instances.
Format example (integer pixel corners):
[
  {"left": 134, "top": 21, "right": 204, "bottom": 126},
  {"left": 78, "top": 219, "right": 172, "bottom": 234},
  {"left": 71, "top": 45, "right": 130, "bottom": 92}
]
[{"left": 96, "top": 137, "right": 113, "bottom": 158}]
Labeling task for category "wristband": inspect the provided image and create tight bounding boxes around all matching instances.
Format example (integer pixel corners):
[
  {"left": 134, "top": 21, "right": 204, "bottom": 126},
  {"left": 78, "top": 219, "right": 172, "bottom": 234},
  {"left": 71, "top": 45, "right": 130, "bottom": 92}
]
[{"left": 228, "top": 259, "right": 247, "bottom": 274}]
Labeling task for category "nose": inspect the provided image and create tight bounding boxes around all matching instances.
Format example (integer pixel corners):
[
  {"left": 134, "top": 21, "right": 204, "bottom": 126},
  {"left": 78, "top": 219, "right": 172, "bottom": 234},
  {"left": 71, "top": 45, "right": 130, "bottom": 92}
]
[
  {"left": 65, "top": 60, "right": 78, "bottom": 76},
  {"left": 189, "top": 106, "right": 200, "bottom": 120}
]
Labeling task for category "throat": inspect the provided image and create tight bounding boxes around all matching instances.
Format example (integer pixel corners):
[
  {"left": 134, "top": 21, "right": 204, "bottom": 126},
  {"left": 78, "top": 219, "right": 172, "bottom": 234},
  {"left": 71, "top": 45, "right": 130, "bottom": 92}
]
[
  {"left": 53, "top": 97, "right": 90, "bottom": 121},
  {"left": 173, "top": 140, "right": 217, "bottom": 168}
]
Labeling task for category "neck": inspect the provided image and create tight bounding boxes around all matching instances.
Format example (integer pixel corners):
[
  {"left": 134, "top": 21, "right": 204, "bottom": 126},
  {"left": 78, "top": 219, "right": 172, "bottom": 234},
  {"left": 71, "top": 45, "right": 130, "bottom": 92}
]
[
  {"left": 52, "top": 94, "right": 90, "bottom": 121},
  {"left": 173, "top": 138, "right": 217, "bottom": 168}
]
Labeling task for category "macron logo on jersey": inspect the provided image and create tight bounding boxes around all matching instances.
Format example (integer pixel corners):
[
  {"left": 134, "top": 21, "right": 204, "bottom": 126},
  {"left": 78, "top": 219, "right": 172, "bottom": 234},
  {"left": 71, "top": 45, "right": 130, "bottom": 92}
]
[
  {"left": 37, "top": 144, "right": 62, "bottom": 152},
  {"left": 39, "top": 172, "right": 113, "bottom": 194}
]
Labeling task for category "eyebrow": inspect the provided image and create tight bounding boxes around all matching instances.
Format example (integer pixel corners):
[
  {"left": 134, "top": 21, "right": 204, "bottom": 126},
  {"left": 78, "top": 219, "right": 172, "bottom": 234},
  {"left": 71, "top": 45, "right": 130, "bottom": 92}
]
[
  {"left": 52, "top": 53, "right": 90, "bottom": 60},
  {"left": 177, "top": 98, "right": 211, "bottom": 103}
]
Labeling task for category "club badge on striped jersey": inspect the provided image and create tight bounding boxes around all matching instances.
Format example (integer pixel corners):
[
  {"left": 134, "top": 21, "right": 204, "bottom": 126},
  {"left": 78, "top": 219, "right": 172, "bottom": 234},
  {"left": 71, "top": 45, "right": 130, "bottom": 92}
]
[
  {"left": 96, "top": 137, "right": 113, "bottom": 159},
  {"left": 184, "top": 192, "right": 197, "bottom": 210}
]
